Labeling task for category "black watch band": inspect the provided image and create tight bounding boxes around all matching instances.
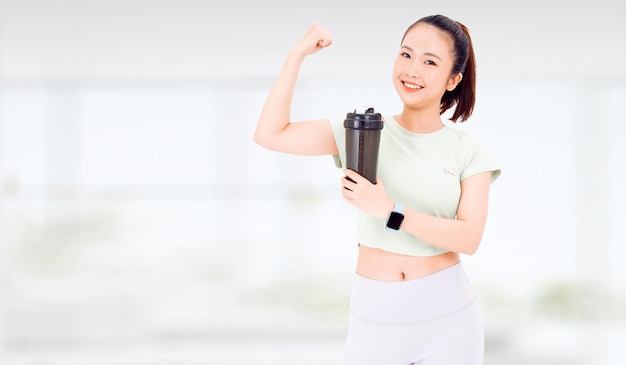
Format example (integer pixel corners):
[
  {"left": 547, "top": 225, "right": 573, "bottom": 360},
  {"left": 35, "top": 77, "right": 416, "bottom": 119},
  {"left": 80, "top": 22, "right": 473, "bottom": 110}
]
[{"left": 386, "top": 202, "right": 405, "bottom": 231}]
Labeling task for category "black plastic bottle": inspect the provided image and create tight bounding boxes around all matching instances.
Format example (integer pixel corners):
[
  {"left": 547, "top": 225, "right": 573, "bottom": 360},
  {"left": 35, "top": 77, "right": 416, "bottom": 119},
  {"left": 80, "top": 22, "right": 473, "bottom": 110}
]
[{"left": 344, "top": 107, "right": 384, "bottom": 185}]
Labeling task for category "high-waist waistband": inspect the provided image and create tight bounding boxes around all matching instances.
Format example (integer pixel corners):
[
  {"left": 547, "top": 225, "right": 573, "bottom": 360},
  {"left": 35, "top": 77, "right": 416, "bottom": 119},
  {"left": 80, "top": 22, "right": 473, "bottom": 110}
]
[{"left": 349, "top": 262, "right": 476, "bottom": 324}]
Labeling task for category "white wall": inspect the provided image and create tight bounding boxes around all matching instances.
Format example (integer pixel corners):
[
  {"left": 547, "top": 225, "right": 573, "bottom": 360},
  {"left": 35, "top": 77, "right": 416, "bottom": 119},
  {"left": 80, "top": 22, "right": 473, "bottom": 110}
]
[
  {"left": 1, "top": 0, "right": 625, "bottom": 364},
  {"left": 1, "top": 0, "right": 625, "bottom": 80}
]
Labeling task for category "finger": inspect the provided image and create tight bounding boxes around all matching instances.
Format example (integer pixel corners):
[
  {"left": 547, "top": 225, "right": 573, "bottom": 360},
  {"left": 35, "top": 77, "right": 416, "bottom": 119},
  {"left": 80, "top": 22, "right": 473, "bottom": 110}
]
[
  {"left": 297, "top": 24, "right": 332, "bottom": 55},
  {"left": 317, "top": 36, "right": 332, "bottom": 48},
  {"left": 312, "top": 24, "right": 332, "bottom": 41},
  {"left": 343, "top": 172, "right": 361, "bottom": 186},
  {"left": 341, "top": 184, "right": 354, "bottom": 201},
  {"left": 343, "top": 169, "right": 363, "bottom": 183},
  {"left": 340, "top": 176, "right": 355, "bottom": 191}
]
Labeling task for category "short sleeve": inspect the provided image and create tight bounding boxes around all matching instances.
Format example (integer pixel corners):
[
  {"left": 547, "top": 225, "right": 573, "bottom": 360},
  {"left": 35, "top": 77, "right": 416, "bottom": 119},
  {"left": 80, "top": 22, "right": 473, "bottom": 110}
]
[
  {"left": 461, "top": 136, "right": 501, "bottom": 183},
  {"left": 328, "top": 115, "right": 346, "bottom": 169}
]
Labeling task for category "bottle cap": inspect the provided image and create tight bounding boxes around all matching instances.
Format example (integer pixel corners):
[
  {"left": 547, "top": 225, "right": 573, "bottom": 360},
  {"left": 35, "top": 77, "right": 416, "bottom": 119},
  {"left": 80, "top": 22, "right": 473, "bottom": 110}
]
[{"left": 344, "top": 106, "right": 383, "bottom": 130}]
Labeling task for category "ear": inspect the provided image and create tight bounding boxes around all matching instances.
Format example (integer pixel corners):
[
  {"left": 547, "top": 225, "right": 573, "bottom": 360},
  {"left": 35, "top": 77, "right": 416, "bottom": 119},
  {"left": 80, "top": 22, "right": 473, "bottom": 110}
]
[{"left": 446, "top": 73, "right": 463, "bottom": 91}]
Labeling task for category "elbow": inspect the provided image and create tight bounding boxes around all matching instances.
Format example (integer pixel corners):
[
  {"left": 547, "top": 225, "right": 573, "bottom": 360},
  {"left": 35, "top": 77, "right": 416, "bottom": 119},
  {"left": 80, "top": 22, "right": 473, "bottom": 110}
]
[
  {"left": 458, "top": 233, "right": 483, "bottom": 255},
  {"left": 253, "top": 123, "right": 281, "bottom": 151},
  {"left": 455, "top": 223, "right": 485, "bottom": 255},
  {"left": 253, "top": 131, "right": 263, "bottom": 146},
  {"left": 253, "top": 130, "right": 271, "bottom": 149},
  {"left": 461, "top": 244, "right": 480, "bottom": 256}
]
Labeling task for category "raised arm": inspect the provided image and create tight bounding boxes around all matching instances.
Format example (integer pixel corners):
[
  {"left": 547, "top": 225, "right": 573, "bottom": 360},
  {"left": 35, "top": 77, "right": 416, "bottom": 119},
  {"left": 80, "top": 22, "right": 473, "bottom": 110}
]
[{"left": 253, "top": 23, "right": 339, "bottom": 156}]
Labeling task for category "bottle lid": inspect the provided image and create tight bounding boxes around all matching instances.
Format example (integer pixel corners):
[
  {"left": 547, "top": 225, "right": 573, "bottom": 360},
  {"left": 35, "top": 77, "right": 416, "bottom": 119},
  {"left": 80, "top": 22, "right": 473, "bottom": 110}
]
[{"left": 344, "top": 106, "right": 384, "bottom": 130}]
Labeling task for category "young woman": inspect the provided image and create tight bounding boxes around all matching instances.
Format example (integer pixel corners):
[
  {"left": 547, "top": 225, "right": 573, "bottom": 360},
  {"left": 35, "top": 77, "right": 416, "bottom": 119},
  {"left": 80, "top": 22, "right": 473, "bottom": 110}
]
[{"left": 254, "top": 14, "right": 501, "bottom": 365}]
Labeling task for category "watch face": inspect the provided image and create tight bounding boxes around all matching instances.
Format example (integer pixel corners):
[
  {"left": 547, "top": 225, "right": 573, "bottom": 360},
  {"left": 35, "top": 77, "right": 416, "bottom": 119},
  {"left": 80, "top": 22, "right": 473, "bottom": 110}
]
[{"left": 386, "top": 211, "right": 404, "bottom": 230}]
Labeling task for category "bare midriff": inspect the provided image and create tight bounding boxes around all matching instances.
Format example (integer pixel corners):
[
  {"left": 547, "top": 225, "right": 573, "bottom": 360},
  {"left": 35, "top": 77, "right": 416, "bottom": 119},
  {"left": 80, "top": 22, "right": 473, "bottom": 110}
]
[{"left": 356, "top": 245, "right": 460, "bottom": 282}]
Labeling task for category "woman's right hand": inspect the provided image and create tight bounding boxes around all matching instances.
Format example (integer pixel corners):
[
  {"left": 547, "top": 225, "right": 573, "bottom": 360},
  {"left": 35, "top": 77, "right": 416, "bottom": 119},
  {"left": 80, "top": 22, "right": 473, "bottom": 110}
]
[{"left": 291, "top": 23, "right": 333, "bottom": 57}]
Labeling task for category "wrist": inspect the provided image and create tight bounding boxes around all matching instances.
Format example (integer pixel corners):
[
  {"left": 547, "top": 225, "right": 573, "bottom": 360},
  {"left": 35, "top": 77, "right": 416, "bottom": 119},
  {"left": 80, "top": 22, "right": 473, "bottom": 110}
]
[
  {"left": 379, "top": 199, "right": 395, "bottom": 220},
  {"left": 385, "top": 202, "right": 405, "bottom": 231},
  {"left": 288, "top": 48, "right": 308, "bottom": 61}
]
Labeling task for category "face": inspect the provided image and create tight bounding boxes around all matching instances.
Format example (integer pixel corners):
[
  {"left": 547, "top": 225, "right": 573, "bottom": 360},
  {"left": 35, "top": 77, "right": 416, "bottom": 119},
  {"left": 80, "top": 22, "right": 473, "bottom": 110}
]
[{"left": 392, "top": 23, "right": 462, "bottom": 110}]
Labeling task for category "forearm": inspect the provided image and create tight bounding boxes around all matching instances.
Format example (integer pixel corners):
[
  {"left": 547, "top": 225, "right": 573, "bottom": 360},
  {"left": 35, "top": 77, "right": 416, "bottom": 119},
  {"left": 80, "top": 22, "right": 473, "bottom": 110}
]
[
  {"left": 254, "top": 51, "right": 306, "bottom": 146},
  {"left": 401, "top": 208, "right": 484, "bottom": 255},
  {"left": 341, "top": 169, "right": 488, "bottom": 255}
]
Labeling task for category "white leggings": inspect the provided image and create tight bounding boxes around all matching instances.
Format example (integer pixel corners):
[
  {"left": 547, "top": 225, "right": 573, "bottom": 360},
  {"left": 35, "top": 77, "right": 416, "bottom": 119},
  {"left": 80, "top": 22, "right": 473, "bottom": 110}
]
[{"left": 343, "top": 263, "right": 484, "bottom": 365}]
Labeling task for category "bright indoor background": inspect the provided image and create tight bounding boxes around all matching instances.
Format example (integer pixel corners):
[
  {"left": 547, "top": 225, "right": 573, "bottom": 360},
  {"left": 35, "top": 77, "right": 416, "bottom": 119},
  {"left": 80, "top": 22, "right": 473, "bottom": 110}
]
[{"left": 0, "top": 0, "right": 625, "bottom": 364}]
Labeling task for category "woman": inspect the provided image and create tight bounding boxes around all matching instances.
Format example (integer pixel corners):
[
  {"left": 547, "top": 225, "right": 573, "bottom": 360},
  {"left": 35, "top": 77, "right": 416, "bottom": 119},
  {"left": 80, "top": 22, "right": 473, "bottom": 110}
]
[{"left": 254, "top": 14, "right": 500, "bottom": 365}]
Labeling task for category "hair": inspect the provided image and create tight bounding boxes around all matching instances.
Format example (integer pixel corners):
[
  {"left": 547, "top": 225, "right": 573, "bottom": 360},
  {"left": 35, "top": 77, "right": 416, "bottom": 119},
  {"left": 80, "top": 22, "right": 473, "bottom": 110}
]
[{"left": 401, "top": 15, "right": 476, "bottom": 122}]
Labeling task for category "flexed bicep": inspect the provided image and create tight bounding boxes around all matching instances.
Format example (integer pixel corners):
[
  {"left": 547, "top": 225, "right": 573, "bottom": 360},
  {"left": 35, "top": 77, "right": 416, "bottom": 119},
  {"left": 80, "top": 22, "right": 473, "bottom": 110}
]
[{"left": 257, "top": 118, "right": 338, "bottom": 156}]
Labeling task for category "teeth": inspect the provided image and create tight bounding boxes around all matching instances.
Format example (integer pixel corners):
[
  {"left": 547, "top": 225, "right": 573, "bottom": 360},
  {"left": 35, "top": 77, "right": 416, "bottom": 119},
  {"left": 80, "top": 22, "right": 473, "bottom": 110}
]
[{"left": 403, "top": 82, "right": 422, "bottom": 89}]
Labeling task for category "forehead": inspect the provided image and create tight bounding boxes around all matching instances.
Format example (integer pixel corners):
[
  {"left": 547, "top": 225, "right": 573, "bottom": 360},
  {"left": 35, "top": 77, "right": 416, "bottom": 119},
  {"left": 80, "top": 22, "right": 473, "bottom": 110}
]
[{"left": 402, "top": 23, "right": 454, "bottom": 58}]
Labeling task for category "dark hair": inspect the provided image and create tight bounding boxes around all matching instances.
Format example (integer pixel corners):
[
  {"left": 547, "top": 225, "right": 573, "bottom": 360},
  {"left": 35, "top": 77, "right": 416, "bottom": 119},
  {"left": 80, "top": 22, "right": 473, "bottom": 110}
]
[{"left": 402, "top": 15, "right": 476, "bottom": 122}]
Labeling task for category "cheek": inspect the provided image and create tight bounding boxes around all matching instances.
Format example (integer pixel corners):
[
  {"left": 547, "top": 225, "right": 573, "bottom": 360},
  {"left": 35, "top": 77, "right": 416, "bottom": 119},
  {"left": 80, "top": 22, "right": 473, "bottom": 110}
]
[
  {"left": 392, "top": 60, "right": 403, "bottom": 77},
  {"left": 422, "top": 70, "right": 437, "bottom": 82},
  {"left": 425, "top": 70, "right": 449, "bottom": 88}
]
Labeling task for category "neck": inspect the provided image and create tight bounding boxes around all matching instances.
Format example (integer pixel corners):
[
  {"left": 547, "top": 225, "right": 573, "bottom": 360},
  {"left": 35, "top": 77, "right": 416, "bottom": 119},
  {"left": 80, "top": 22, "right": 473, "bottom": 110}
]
[{"left": 396, "top": 107, "right": 445, "bottom": 133}]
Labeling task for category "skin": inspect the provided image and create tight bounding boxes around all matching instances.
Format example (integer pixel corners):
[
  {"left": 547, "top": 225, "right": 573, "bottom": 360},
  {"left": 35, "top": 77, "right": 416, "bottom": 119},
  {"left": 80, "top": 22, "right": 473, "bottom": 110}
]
[{"left": 254, "top": 22, "right": 493, "bottom": 282}]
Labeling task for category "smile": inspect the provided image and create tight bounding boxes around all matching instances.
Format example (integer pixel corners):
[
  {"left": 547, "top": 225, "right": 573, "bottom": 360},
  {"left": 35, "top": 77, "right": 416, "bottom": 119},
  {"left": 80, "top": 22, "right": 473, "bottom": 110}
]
[{"left": 402, "top": 81, "right": 423, "bottom": 90}]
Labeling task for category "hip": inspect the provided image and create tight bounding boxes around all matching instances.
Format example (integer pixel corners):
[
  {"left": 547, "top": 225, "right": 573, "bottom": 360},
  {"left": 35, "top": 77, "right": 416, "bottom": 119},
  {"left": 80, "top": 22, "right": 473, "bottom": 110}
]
[{"left": 350, "top": 260, "right": 477, "bottom": 324}]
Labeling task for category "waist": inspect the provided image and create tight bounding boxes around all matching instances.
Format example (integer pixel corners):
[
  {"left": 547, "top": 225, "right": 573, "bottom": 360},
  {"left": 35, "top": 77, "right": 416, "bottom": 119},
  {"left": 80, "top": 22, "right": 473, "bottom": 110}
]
[
  {"left": 350, "top": 261, "right": 476, "bottom": 324},
  {"left": 356, "top": 244, "right": 460, "bottom": 281}
]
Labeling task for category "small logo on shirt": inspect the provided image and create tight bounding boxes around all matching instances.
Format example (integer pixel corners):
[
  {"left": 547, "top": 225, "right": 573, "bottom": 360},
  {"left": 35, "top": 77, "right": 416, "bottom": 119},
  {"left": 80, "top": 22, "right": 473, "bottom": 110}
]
[{"left": 443, "top": 167, "right": 457, "bottom": 177}]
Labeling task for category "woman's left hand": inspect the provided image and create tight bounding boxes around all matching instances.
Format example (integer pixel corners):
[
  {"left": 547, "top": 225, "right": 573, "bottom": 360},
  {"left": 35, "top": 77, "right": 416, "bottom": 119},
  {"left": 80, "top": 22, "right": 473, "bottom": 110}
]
[{"left": 341, "top": 169, "right": 394, "bottom": 220}]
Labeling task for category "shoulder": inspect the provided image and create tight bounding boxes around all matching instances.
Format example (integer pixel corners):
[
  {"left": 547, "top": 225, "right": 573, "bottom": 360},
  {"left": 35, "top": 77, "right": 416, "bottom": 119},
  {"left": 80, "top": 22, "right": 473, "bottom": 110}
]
[
  {"left": 445, "top": 126, "right": 477, "bottom": 141},
  {"left": 445, "top": 127, "right": 501, "bottom": 181},
  {"left": 442, "top": 126, "right": 486, "bottom": 151}
]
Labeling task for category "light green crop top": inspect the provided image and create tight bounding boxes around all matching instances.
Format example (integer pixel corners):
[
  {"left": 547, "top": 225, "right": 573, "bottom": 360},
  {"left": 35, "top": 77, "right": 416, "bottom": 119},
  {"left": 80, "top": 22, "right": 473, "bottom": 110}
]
[{"left": 329, "top": 115, "right": 501, "bottom": 256}]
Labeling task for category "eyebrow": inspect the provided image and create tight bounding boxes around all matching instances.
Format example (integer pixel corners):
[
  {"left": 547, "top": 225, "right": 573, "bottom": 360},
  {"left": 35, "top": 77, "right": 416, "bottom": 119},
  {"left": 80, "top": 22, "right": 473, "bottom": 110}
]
[{"left": 401, "top": 45, "right": 442, "bottom": 60}]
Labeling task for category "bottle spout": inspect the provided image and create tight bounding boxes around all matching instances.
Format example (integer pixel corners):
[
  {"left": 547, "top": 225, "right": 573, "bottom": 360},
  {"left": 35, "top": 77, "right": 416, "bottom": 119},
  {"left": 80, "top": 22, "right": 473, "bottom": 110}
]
[{"left": 355, "top": 106, "right": 375, "bottom": 114}]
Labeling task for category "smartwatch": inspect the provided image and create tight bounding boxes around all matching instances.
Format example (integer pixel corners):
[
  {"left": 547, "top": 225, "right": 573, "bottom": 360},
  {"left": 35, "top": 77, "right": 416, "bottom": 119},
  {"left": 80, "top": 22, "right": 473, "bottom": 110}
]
[{"left": 386, "top": 202, "right": 405, "bottom": 231}]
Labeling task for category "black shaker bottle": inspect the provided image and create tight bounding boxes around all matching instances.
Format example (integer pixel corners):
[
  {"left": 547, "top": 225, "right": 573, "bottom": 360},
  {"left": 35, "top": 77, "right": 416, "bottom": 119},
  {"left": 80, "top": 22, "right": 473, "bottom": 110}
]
[{"left": 344, "top": 107, "right": 384, "bottom": 184}]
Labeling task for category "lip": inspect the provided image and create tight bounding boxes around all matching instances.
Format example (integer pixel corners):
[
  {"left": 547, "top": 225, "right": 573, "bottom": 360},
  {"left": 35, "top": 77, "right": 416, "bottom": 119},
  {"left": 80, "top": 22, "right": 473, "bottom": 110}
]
[{"left": 401, "top": 81, "right": 423, "bottom": 92}]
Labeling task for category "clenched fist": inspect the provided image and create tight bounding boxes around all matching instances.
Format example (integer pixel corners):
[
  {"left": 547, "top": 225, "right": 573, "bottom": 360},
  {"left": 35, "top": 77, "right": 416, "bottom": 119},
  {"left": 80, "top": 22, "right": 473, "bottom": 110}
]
[{"left": 291, "top": 23, "right": 333, "bottom": 57}]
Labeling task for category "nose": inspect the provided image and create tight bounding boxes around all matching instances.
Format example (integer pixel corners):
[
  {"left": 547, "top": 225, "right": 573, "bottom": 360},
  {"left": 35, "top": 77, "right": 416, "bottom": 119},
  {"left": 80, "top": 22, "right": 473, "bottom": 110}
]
[{"left": 406, "top": 60, "right": 421, "bottom": 78}]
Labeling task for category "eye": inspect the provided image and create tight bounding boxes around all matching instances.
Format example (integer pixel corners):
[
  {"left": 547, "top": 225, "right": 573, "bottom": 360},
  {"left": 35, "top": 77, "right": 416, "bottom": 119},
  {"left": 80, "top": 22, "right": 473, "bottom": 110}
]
[
  {"left": 400, "top": 52, "right": 411, "bottom": 59},
  {"left": 425, "top": 60, "right": 437, "bottom": 66}
]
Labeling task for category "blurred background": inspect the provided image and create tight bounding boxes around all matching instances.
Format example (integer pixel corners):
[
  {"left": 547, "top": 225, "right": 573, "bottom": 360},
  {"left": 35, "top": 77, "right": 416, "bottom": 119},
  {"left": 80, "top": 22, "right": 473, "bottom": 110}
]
[{"left": 0, "top": 0, "right": 625, "bottom": 364}]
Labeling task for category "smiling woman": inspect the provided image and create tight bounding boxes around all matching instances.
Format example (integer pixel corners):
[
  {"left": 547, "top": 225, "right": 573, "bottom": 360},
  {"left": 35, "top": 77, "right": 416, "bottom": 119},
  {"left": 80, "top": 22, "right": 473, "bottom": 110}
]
[
  {"left": 1, "top": 1, "right": 625, "bottom": 364},
  {"left": 254, "top": 14, "right": 500, "bottom": 365},
  {"left": 396, "top": 16, "right": 474, "bottom": 124}
]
